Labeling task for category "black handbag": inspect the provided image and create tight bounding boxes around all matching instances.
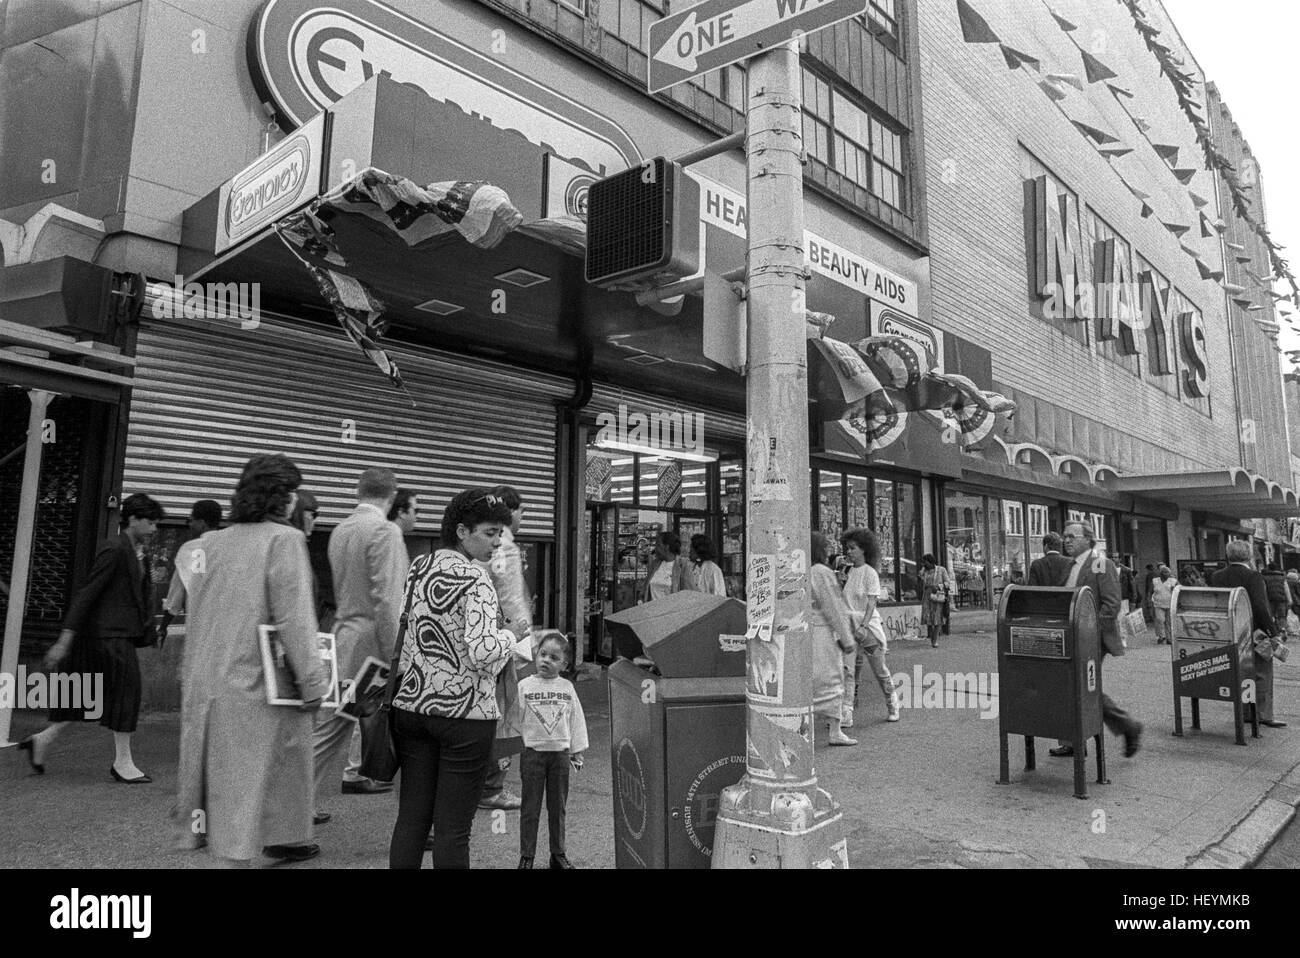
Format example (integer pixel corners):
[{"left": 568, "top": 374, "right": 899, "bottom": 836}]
[{"left": 358, "top": 583, "right": 415, "bottom": 783}]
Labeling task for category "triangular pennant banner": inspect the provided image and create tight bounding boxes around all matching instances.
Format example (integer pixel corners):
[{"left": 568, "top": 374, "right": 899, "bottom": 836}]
[
  {"left": 1199, "top": 214, "right": 1215, "bottom": 238},
  {"left": 1072, "top": 120, "right": 1118, "bottom": 144},
  {"left": 1189, "top": 192, "right": 1209, "bottom": 208},
  {"left": 1235, "top": 255, "right": 1253, "bottom": 264},
  {"left": 1152, "top": 143, "right": 1180, "bottom": 161},
  {"left": 1163, "top": 221, "right": 1190, "bottom": 237},
  {"left": 1047, "top": 72, "right": 1084, "bottom": 90},
  {"left": 1039, "top": 78, "right": 1068, "bottom": 101},
  {"left": 999, "top": 44, "right": 1040, "bottom": 70},
  {"left": 1049, "top": 8, "right": 1077, "bottom": 32},
  {"left": 1226, "top": 242, "right": 1246, "bottom": 252},
  {"left": 1133, "top": 118, "right": 1152, "bottom": 133},
  {"left": 1098, "top": 146, "right": 1133, "bottom": 158},
  {"left": 1214, "top": 221, "right": 1227, "bottom": 234},
  {"left": 1173, "top": 168, "right": 1198, "bottom": 184},
  {"left": 1196, "top": 260, "right": 1217, "bottom": 281},
  {"left": 1140, "top": 202, "right": 1155, "bottom": 219},
  {"left": 1107, "top": 82, "right": 1135, "bottom": 99},
  {"left": 1223, "top": 282, "right": 1247, "bottom": 295},
  {"left": 1081, "top": 50, "right": 1119, "bottom": 83},
  {"left": 1231, "top": 297, "right": 1254, "bottom": 309},
  {"left": 956, "top": 0, "right": 1001, "bottom": 43}
]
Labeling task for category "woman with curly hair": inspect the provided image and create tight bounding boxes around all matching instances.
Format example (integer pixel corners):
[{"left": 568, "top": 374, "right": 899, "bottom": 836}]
[
  {"left": 176, "top": 453, "right": 331, "bottom": 867},
  {"left": 840, "top": 527, "right": 900, "bottom": 724},
  {"left": 389, "top": 488, "right": 531, "bottom": 869}
]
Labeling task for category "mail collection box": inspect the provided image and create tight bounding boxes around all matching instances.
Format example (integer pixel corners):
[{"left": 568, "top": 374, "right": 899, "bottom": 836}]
[
  {"left": 996, "top": 585, "right": 1105, "bottom": 798},
  {"left": 1169, "top": 586, "right": 1256, "bottom": 743}
]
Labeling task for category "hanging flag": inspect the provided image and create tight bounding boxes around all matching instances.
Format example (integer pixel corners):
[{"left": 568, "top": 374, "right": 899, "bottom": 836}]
[
  {"left": 956, "top": 0, "right": 1001, "bottom": 43},
  {"left": 1162, "top": 221, "right": 1190, "bottom": 237},
  {"left": 1189, "top": 192, "right": 1209, "bottom": 208},
  {"left": 1098, "top": 146, "right": 1133, "bottom": 158},
  {"left": 1122, "top": 181, "right": 1150, "bottom": 201},
  {"left": 1223, "top": 282, "right": 1247, "bottom": 295},
  {"left": 1226, "top": 241, "right": 1246, "bottom": 252},
  {"left": 1133, "top": 117, "right": 1152, "bottom": 134},
  {"left": 854, "top": 336, "right": 935, "bottom": 394},
  {"left": 1235, "top": 255, "right": 1253, "bottom": 264},
  {"left": 1231, "top": 297, "right": 1254, "bottom": 309},
  {"left": 1199, "top": 213, "right": 1215, "bottom": 238},
  {"left": 1179, "top": 244, "right": 1199, "bottom": 259},
  {"left": 1000, "top": 44, "right": 1040, "bottom": 70},
  {"left": 1072, "top": 120, "right": 1118, "bottom": 144},
  {"left": 1080, "top": 50, "right": 1118, "bottom": 84},
  {"left": 1172, "top": 168, "right": 1198, "bottom": 184},
  {"left": 1151, "top": 143, "right": 1180, "bottom": 162},
  {"left": 1047, "top": 72, "right": 1084, "bottom": 90},
  {"left": 1106, "top": 82, "right": 1135, "bottom": 99},
  {"left": 1140, "top": 202, "right": 1155, "bottom": 219},
  {"left": 809, "top": 337, "right": 888, "bottom": 409}
]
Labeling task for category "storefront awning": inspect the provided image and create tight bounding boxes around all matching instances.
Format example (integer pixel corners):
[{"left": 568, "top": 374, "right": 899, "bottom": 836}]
[{"left": 1112, "top": 469, "right": 1300, "bottom": 520}]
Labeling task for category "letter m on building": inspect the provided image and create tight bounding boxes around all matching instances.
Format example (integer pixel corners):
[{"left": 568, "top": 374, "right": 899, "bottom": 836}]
[{"left": 1030, "top": 175, "right": 1081, "bottom": 321}]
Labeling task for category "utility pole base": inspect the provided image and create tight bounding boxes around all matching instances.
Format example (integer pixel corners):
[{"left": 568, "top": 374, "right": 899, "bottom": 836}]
[{"left": 711, "top": 777, "right": 848, "bottom": 868}]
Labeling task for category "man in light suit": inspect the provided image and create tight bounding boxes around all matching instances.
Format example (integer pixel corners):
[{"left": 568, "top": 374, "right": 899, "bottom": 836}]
[
  {"left": 1027, "top": 532, "right": 1073, "bottom": 587},
  {"left": 1209, "top": 540, "right": 1286, "bottom": 728},
  {"left": 312, "top": 467, "right": 409, "bottom": 821},
  {"left": 1049, "top": 521, "right": 1144, "bottom": 759}
]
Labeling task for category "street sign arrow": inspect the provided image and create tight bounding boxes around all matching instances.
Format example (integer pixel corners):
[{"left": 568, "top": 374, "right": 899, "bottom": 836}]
[{"left": 647, "top": 0, "right": 867, "bottom": 94}]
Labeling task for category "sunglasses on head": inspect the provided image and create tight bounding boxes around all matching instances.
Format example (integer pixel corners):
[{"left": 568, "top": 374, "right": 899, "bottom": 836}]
[{"left": 474, "top": 493, "right": 504, "bottom": 507}]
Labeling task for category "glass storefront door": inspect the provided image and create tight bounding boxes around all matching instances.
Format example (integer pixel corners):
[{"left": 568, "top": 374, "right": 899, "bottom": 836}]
[
  {"left": 812, "top": 465, "right": 923, "bottom": 602},
  {"left": 945, "top": 489, "right": 988, "bottom": 609}
]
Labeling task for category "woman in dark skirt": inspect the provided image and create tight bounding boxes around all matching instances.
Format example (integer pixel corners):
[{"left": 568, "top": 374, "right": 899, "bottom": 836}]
[{"left": 19, "top": 494, "right": 164, "bottom": 783}]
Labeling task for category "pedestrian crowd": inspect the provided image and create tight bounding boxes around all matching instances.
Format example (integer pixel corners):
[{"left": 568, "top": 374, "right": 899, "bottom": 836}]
[{"left": 18, "top": 455, "right": 587, "bottom": 869}]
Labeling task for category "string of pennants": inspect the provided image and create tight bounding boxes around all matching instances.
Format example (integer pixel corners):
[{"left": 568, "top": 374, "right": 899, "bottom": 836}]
[{"left": 955, "top": 0, "right": 1299, "bottom": 353}]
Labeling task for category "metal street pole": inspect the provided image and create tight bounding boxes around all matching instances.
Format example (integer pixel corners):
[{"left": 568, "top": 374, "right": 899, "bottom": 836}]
[
  {"left": 0, "top": 388, "right": 54, "bottom": 748},
  {"left": 712, "top": 40, "right": 847, "bottom": 869}
]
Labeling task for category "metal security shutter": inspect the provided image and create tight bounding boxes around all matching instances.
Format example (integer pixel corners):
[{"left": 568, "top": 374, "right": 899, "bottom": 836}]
[
  {"left": 124, "top": 315, "right": 570, "bottom": 537},
  {"left": 587, "top": 382, "right": 745, "bottom": 446}
]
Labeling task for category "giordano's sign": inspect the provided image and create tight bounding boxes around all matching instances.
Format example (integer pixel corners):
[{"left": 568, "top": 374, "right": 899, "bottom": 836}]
[
  {"left": 246, "top": 0, "right": 643, "bottom": 219},
  {"left": 1026, "top": 172, "right": 1210, "bottom": 399}
]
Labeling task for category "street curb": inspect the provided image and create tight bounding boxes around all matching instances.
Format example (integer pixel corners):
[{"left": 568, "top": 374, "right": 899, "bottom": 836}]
[{"left": 1187, "top": 764, "right": 1300, "bottom": 869}]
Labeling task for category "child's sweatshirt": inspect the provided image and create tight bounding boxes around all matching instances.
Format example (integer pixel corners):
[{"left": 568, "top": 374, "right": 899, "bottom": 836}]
[{"left": 516, "top": 674, "right": 589, "bottom": 753}]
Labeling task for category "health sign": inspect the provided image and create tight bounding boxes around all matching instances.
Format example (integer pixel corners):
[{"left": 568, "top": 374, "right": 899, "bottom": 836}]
[{"left": 648, "top": 0, "right": 868, "bottom": 94}]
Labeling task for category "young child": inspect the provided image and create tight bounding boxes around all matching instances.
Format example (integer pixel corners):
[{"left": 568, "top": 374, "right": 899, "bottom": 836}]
[{"left": 514, "top": 632, "right": 588, "bottom": 869}]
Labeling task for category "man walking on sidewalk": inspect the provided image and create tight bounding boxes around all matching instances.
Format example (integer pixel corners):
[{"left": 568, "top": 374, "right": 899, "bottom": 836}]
[
  {"left": 1210, "top": 542, "right": 1287, "bottom": 729},
  {"left": 1049, "top": 521, "right": 1143, "bottom": 759},
  {"left": 312, "top": 468, "right": 409, "bottom": 820}
]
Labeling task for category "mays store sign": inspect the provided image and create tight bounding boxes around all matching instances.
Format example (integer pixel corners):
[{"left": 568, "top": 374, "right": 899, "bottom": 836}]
[{"left": 1026, "top": 172, "right": 1210, "bottom": 399}]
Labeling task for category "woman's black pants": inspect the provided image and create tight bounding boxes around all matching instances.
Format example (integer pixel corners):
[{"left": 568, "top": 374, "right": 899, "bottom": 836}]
[{"left": 389, "top": 708, "right": 496, "bottom": 869}]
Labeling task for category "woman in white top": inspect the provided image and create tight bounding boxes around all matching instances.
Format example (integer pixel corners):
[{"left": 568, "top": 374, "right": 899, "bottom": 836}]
[
  {"left": 1151, "top": 564, "right": 1177, "bottom": 645},
  {"left": 687, "top": 534, "right": 727, "bottom": 596},
  {"left": 840, "top": 528, "right": 900, "bottom": 724},
  {"left": 641, "top": 531, "right": 689, "bottom": 603},
  {"left": 809, "top": 533, "right": 858, "bottom": 746}
]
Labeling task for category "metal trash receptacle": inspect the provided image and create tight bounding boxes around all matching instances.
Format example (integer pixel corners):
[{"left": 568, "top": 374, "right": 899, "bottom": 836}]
[
  {"left": 1169, "top": 586, "right": 1257, "bottom": 743},
  {"left": 605, "top": 591, "right": 747, "bottom": 868},
  {"left": 997, "top": 585, "right": 1106, "bottom": 799}
]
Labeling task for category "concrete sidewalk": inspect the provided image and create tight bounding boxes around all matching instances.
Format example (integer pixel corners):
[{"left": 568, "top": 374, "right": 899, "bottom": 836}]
[{"left": 2, "top": 621, "right": 1297, "bottom": 868}]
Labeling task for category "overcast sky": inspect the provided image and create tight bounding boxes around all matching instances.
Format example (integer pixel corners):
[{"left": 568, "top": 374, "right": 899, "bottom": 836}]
[{"left": 1163, "top": 0, "right": 1300, "bottom": 356}]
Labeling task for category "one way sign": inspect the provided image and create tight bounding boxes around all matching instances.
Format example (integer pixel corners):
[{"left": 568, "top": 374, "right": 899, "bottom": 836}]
[{"left": 647, "top": 0, "right": 867, "bottom": 94}]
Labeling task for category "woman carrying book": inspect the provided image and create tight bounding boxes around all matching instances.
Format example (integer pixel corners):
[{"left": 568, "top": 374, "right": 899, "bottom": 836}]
[{"left": 175, "top": 454, "right": 330, "bottom": 867}]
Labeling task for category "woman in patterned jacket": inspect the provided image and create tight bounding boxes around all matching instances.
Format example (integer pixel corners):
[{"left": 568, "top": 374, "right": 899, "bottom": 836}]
[{"left": 388, "top": 489, "right": 529, "bottom": 869}]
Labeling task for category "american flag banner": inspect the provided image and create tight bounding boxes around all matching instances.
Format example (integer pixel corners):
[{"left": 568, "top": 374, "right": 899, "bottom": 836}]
[{"left": 274, "top": 167, "right": 529, "bottom": 401}]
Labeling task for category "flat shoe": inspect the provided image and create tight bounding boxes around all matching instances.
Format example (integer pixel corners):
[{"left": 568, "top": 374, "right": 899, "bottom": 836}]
[
  {"left": 341, "top": 779, "right": 393, "bottom": 795},
  {"left": 828, "top": 734, "right": 858, "bottom": 746},
  {"left": 1048, "top": 745, "right": 1074, "bottom": 757},
  {"left": 18, "top": 738, "right": 44, "bottom": 775},
  {"left": 110, "top": 766, "right": 152, "bottom": 784},
  {"left": 263, "top": 843, "right": 320, "bottom": 861},
  {"left": 1260, "top": 720, "right": 1288, "bottom": 728},
  {"left": 312, "top": 812, "right": 331, "bottom": 825}
]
